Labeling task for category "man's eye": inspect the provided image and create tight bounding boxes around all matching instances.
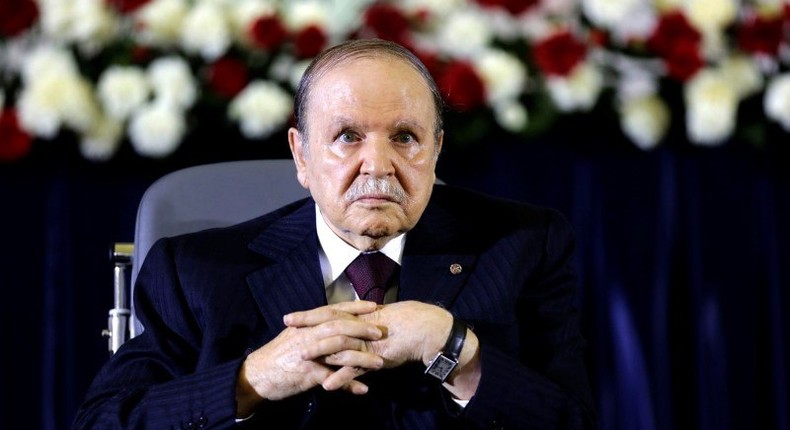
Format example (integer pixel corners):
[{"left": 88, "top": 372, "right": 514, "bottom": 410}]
[
  {"left": 338, "top": 131, "right": 357, "bottom": 143},
  {"left": 394, "top": 133, "right": 415, "bottom": 144}
]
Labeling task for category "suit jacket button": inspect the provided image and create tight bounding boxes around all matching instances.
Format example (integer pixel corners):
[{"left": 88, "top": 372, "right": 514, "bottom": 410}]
[
  {"left": 488, "top": 420, "right": 504, "bottom": 430},
  {"left": 197, "top": 416, "right": 208, "bottom": 428},
  {"left": 306, "top": 400, "right": 315, "bottom": 414},
  {"left": 184, "top": 421, "right": 195, "bottom": 430}
]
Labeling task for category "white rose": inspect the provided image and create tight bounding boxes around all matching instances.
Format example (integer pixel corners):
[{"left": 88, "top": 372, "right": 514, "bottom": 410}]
[
  {"left": 17, "top": 72, "right": 100, "bottom": 137},
  {"left": 147, "top": 56, "right": 198, "bottom": 109},
  {"left": 229, "top": 80, "right": 293, "bottom": 139},
  {"left": 134, "top": 0, "right": 189, "bottom": 47},
  {"left": 283, "top": 0, "right": 329, "bottom": 30},
  {"left": 764, "top": 74, "right": 790, "bottom": 131},
  {"left": 98, "top": 66, "right": 151, "bottom": 121},
  {"left": 684, "top": 69, "right": 738, "bottom": 145},
  {"left": 81, "top": 115, "right": 123, "bottom": 161},
  {"left": 546, "top": 62, "right": 604, "bottom": 112},
  {"left": 58, "top": 74, "right": 102, "bottom": 133},
  {"left": 180, "top": 2, "right": 232, "bottom": 60},
  {"left": 620, "top": 94, "right": 670, "bottom": 150},
  {"left": 69, "top": 0, "right": 118, "bottom": 47},
  {"left": 581, "top": 0, "right": 640, "bottom": 29},
  {"left": 37, "top": 0, "right": 73, "bottom": 39},
  {"left": 720, "top": 55, "right": 763, "bottom": 99},
  {"left": 21, "top": 45, "right": 78, "bottom": 85},
  {"left": 438, "top": 8, "right": 492, "bottom": 57},
  {"left": 17, "top": 75, "right": 64, "bottom": 138},
  {"left": 494, "top": 101, "right": 529, "bottom": 132},
  {"left": 473, "top": 49, "right": 527, "bottom": 104},
  {"left": 129, "top": 101, "right": 186, "bottom": 157},
  {"left": 684, "top": 0, "right": 737, "bottom": 33}
]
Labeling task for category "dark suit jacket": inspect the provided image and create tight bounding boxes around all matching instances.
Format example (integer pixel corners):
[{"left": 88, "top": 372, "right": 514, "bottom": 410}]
[{"left": 74, "top": 185, "right": 595, "bottom": 429}]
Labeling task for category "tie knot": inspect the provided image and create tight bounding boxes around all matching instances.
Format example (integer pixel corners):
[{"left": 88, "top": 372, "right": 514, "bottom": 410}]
[{"left": 344, "top": 252, "right": 398, "bottom": 304}]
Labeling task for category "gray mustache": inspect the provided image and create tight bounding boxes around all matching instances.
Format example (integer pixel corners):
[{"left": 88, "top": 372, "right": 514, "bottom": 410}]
[{"left": 345, "top": 177, "right": 406, "bottom": 203}]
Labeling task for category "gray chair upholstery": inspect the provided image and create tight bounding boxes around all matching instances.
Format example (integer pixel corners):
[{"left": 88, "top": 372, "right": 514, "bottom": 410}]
[{"left": 127, "top": 159, "right": 310, "bottom": 339}]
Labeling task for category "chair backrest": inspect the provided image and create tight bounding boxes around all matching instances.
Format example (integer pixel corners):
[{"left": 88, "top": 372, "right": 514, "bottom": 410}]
[{"left": 129, "top": 159, "right": 310, "bottom": 336}]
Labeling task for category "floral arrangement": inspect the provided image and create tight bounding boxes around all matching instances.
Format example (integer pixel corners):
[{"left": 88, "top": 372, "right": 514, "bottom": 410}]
[{"left": 0, "top": 0, "right": 788, "bottom": 162}]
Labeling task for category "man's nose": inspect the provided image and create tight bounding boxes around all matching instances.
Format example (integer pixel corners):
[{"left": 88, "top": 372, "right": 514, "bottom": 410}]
[{"left": 359, "top": 136, "right": 396, "bottom": 177}]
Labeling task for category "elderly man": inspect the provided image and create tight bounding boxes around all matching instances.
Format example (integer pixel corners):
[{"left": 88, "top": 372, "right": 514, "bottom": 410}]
[{"left": 74, "top": 39, "right": 595, "bottom": 429}]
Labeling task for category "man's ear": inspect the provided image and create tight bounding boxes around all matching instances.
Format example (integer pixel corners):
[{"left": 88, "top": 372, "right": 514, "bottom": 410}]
[{"left": 288, "top": 127, "right": 309, "bottom": 189}]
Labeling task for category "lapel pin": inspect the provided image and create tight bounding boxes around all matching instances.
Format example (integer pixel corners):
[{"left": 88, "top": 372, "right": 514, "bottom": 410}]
[{"left": 449, "top": 263, "right": 462, "bottom": 275}]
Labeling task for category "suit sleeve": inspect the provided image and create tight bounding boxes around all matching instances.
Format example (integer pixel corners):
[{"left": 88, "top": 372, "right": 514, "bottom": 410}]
[
  {"left": 72, "top": 238, "right": 242, "bottom": 429},
  {"left": 461, "top": 210, "right": 597, "bottom": 430}
]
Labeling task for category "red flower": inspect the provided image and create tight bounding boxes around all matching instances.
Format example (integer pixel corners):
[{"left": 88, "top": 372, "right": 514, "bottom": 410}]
[
  {"left": 364, "top": 3, "right": 411, "bottom": 45},
  {"left": 438, "top": 61, "right": 486, "bottom": 111},
  {"left": 737, "top": 14, "right": 784, "bottom": 56},
  {"left": 532, "top": 30, "right": 587, "bottom": 77},
  {"left": 0, "top": 109, "right": 33, "bottom": 162},
  {"left": 294, "top": 25, "right": 328, "bottom": 59},
  {"left": 249, "top": 15, "right": 288, "bottom": 51},
  {"left": 0, "top": 0, "right": 38, "bottom": 38},
  {"left": 647, "top": 11, "right": 703, "bottom": 81},
  {"left": 207, "top": 56, "right": 249, "bottom": 99},
  {"left": 105, "top": 0, "right": 151, "bottom": 14},
  {"left": 475, "top": 0, "right": 538, "bottom": 15}
]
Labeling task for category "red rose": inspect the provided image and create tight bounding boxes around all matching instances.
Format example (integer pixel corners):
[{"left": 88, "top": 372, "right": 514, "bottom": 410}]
[
  {"left": 294, "top": 25, "right": 327, "bottom": 59},
  {"left": 647, "top": 11, "right": 703, "bottom": 81},
  {"left": 364, "top": 3, "right": 411, "bottom": 45},
  {"left": 438, "top": 61, "right": 486, "bottom": 112},
  {"left": 532, "top": 30, "right": 587, "bottom": 77},
  {"left": 207, "top": 56, "right": 249, "bottom": 99},
  {"left": 475, "top": 0, "right": 538, "bottom": 15},
  {"left": 737, "top": 15, "right": 784, "bottom": 56},
  {"left": 249, "top": 15, "right": 288, "bottom": 51},
  {"left": 105, "top": 0, "right": 151, "bottom": 14},
  {"left": 0, "top": 109, "right": 33, "bottom": 162},
  {"left": 0, "top": 0, "right": 38, "bottom": 38},
  {"left": 662, "top": 42, "right": 704, "bottom": 81}
]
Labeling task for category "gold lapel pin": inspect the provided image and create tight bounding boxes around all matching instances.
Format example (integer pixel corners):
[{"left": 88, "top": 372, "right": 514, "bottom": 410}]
[{"left": 449, "top": 263, "right": 462, "bottom": 275}]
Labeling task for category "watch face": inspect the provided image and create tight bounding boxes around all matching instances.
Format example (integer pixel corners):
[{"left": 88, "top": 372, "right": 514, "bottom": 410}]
[{"left": 425, "top": 354, "right": 458, "bottom": 381}]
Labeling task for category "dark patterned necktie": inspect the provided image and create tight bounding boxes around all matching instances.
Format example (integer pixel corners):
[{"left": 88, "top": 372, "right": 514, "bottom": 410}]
[{"left": 344, "top": 252, "right": 399, "bottom": 304}]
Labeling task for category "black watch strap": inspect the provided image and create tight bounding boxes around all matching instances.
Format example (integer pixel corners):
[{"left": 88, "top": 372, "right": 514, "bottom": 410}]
[{"left": 424, "top": 316, "right": 467, "bottom": 382}]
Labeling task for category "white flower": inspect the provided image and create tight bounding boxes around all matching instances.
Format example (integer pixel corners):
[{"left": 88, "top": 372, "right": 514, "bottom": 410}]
[
  {"left": 129, "top": 101, "right": 186, "bottom": 157},
  {"left": 474, "top": 49, "right": 527, "bottom": 104},
  {"left": 494, "top": 101, "right": 529, "bottom": 132},
  {"left": 764, "top": 73, "right": 790, "bottom": 132},
  {"left": 180, "top": 2, "right": 232, "bottom": 60},
  {"left": 620, "top": 94, "right": 670, "bottom": 150},
  {"left": 69, "top": 0, "right": 119, "bottom": 47},
  {"left": 581, "top": 0, "right": 641, "bottom": 30},
  {"left": 37, "top": 0, "right": 73, "bottom": 40},
  {"left": 147, "top": 56, "right": 198, "bottom": 109},
  {"left": 289, "top": 59, "right": 312, "bottom": 91},
  {"left": 720, "top": 55, "right": 763, "bottom": 99},
  {"left": 98, "top": 66, "right": 151, "bottom": 121},
  {"left": 684, "top": 69, "right": 738, "bottom": 145},
  {"left": 81, "top": 116, "right": 123, "bottom": 161},
  {"left": 17, "top": 71, "right": 101, "bottom": 138},
  {"left": 134, "top": 0, "right": 189, "bottom": 47},
  {"left": 546, "top": 62, "right": 604, "bottom": 112},
  {"left": 283, "top": 0, "right": 329, "bottom": 30},
  {"left": 229, "top": 80, "right": 293, "bottom": 139},
  {"left": 21, "top": 45, "right": 78, "bottom": 84},
  {"left": 684, "top": 0, "right": 738, "bottom": 34},
  {"left": 437, "top": 8, "right": 493, "bottom": 57}
]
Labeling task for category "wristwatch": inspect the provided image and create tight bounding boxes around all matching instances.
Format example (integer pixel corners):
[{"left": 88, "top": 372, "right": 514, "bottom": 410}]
[{"left": 424, "top": 316, "right": 467, "bottom": 382}]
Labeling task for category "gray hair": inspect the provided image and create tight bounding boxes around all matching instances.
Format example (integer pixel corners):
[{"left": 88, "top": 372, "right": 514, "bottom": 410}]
[{"left": 293, "top": 38, "right": 445, "bottom": 149}]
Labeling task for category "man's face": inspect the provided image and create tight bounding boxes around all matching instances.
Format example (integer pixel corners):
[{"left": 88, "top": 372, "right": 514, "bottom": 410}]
[{"left": 289, "top": 56, "right": 442, "bottom": 251}]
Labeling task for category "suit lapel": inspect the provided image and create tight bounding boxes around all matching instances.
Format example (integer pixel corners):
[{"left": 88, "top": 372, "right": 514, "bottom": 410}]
[
  {"left": 398, "top": 191, "right": 477, "bottom": 307},
  {"left": 245, "top": 200, "right": 327, "bottom": 333}
]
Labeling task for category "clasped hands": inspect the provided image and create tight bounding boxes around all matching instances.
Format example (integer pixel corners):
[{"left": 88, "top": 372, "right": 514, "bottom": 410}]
[{"left": 236, "top": 300, "right": 456, "bottom": 415}]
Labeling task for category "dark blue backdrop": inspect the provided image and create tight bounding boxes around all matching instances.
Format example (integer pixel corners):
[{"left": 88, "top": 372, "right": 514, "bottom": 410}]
[{"left": 1, "top": 118, "right": 788, "bottom": 430}]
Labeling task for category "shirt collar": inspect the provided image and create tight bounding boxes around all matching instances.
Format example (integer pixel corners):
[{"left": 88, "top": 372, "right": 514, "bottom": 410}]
[{"left": 315, "top": 204, "right": 404, "bottom": 284}]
